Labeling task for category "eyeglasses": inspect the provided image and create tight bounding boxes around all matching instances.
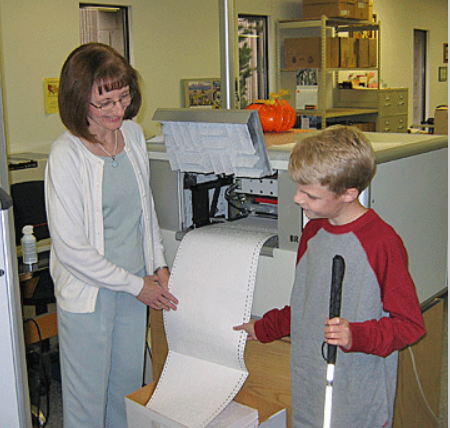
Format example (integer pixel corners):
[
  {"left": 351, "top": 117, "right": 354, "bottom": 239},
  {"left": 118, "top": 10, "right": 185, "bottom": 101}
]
[{"left": 90, "top": 92, "right": 133, "bottom": 111}]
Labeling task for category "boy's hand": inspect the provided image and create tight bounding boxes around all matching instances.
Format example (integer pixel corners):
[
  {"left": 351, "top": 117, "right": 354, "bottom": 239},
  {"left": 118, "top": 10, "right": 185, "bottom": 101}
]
[
  {"left": 324, "top": 317, "right": 352, "bottom": 350},
  {"left": 233, "top": 319, "right": 259, "bottom": 341}
]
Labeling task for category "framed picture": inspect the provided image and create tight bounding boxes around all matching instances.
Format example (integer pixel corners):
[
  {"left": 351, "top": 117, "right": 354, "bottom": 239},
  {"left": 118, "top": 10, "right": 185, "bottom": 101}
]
[
  {"left": 438, "top": 66, "right": 447, "bottom": 82},
  {"left": 444, "top": 43, "right": 448, "bottom": 63},
  {"left": 181, "top": 78, "right": 221, "bottom": 109}
]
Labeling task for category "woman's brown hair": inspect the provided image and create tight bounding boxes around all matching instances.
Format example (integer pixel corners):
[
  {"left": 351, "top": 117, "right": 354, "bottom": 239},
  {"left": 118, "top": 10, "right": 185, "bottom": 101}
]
[{"left": 58, "top": 43, "right": 142, "bottom": 143}]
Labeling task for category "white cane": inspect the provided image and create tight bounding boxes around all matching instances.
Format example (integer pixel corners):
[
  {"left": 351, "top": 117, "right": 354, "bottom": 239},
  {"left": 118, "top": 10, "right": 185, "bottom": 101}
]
[{"left": 323, "top": 255, "right": 345, "bottom": 428}]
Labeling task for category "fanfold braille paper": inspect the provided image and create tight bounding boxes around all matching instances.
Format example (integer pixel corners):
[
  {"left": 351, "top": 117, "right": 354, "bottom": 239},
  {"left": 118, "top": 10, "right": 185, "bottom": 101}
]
[
  {"left": 160, "top": 120, "right": 272, "bottom": 178},
  {"left": 146, "top": 224, "right": 276, "bottom": 427}
]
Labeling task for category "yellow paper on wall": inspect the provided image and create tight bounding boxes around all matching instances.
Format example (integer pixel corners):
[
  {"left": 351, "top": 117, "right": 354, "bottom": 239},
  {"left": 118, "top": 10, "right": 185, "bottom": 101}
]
[{"left": 44, "top": 78, "right": 59, "bottom": 114}]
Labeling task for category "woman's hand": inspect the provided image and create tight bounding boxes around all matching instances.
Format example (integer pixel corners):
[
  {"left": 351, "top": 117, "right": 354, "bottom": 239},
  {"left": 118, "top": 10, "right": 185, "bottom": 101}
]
[
  {"left": 233, "top": 319, "right": 259, "bottom": 341},
  {"left": 137, "top": 272, "right": 178, "bottom": 311}
]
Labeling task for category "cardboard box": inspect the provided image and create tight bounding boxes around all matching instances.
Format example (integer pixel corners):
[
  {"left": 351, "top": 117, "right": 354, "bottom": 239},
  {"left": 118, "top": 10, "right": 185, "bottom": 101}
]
[
  {"left": 368, "top": 38, "right": 377, "bottom": 67},
  {"left": 434, "top": 107, "right": 448, "bottom": 135},
  {"left": 354, "top": 122, "right": 376, "bottom": 132},
  {"left": 126, "top": 382, "right": 287, "bottom": 428},
  {"left": 339, "top": 37, "right": 357, "bottom": 68},
  {"left": 368, "top": 0, "right": 374, "bottom": 20},
  {"left": 354, "top": 0, "right": 370, "bottom": 20},
  {"left": 303, "top": 0, "right": 355, "bottom": 19},
  {"left": 284, "top": 37, "right": 340, "bottom": 69},
  {"left": 356, "top": 38, "right": 377, "bottom": 68},
  {"left": 303, "top": 0, "right": 350, "bottom": 3}
]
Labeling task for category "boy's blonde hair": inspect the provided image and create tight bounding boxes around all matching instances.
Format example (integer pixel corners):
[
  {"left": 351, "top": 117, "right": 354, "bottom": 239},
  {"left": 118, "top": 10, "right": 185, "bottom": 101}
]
[{"left": 288, "top": 125, "right": 376, "bottom": 195}]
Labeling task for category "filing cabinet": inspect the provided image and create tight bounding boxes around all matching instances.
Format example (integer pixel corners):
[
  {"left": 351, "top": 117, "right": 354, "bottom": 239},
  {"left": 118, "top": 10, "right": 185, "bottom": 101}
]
[
  {"left": 377, "top": 89, "right": 408, "bottom": 132},
  {"left": 335, "top": 88, "right": 409, "bottom": 133},
  {"left": 378, "top": 115, "right": 407, "bottom": 133}
]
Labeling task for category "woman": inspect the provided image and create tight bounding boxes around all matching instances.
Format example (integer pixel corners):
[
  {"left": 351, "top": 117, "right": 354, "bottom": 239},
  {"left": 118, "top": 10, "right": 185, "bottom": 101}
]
[{"left": 45, "top": 43, "right": 178, "bottom": 428}]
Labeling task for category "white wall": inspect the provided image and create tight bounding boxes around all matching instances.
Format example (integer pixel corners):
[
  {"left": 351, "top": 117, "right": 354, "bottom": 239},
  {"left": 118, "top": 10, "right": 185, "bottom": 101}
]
[
  {"left": 0, "top": 0, "right": 447, "bottom": 156},
  {"left": 0, "top": 0, "right": 303, "bottom": 154},
  {"left": 372, "top": 0, "right": 448, "bottom": 121}
]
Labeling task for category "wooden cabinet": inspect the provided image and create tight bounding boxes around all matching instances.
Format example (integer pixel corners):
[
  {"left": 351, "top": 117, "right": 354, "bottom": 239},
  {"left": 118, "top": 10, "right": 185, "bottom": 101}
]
[{"left": 335, "top": 87, "right": 409, "bottom": 132}]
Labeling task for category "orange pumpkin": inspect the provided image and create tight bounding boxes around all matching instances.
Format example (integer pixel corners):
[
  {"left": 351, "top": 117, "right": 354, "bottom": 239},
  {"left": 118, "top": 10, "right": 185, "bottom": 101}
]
[{"left": 246, "top": 97, "right": 296, "bottom": 133}]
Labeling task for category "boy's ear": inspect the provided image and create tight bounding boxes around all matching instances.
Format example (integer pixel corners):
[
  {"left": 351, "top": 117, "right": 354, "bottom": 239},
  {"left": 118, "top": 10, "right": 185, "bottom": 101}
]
[{"left": 342, "top": 188, "right": 359, "bottom": 203}]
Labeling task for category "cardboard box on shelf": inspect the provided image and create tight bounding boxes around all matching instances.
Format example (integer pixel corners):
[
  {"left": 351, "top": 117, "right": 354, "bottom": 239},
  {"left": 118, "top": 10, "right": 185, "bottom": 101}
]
[
  {"left": 368, "top": 0, "right": 374, "bottom": 20},
  {"left": 354, "top": 0, "right": 370, "bottom": 20},
  {"left": 368, "top": 38, "right": 377, "bottom": 67},
  {"left": 303, "top": 0, "right": 356, "bottom": 19},
  {"left": 357, "top": 38, "right": 377, "bottom": 68},
  {"left": 284, "top": 37, "right": 340, "bottom": 69},
  {"left": 434, "top": 107, "right": 448, "bottom": 135},
  {"left": 354, "top": 122, "right": 376, "bottom": 132},
  {"left": 303, "top": 0, "right": 352, "bottom": 3},
  {"left": 340, "top": 37, "right": 357, "bottom": 68},
  {"left": 125, "top": 382, "right": 288, "bottom": 428}
]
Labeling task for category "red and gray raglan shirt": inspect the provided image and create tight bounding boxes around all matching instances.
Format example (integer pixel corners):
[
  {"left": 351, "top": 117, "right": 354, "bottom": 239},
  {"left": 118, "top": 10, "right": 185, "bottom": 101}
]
[{"left": 254, "top": 209, "right": 425, "bottom": 428}]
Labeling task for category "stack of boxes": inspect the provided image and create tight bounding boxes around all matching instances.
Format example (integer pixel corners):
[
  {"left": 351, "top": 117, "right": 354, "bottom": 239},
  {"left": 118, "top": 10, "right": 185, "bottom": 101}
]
[
  {"left": 283, "top": 0, "right": 376, "bottom": 70},
  {"left": 284, "top": 36, "right": 376, "bottom": 69}
]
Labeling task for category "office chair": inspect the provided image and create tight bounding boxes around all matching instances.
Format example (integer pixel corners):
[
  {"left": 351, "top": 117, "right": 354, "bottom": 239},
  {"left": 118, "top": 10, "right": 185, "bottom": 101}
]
[{"left": 10, "top": 180, "right": 49, "bottom": 246}]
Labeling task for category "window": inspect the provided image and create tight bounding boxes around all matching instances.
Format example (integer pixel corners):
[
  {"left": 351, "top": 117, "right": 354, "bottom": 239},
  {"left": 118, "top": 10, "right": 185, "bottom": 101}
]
[
  {"left": 79, "top": 4, "right": 130, "bottom": 61},
  {"left": 238, "top": 15, "right": 268, "bottom": 108},
  {"left": 413, "top": 29, "right": 427, "bottom": 125}
]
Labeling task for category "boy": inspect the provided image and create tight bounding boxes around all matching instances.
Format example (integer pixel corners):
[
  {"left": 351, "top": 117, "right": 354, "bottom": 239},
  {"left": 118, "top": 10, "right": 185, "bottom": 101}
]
[{"left": 234, "top": 125, "right": 425, "bottom": 428}]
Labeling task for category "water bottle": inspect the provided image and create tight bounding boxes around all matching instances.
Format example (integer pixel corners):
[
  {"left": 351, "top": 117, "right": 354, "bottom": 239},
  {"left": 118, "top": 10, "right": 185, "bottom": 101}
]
[{"left": 21, "top": 225, "right": 38, "bottom": 266}]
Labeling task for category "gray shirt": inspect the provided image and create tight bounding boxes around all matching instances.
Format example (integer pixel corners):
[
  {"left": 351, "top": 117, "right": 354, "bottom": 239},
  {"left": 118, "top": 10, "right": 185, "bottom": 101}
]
[
  {"left": 101, "top": 150, "right": 145, "bottom": 275},
  {"left": 290, "top": 216, "right": 398, "bottom": 428}
]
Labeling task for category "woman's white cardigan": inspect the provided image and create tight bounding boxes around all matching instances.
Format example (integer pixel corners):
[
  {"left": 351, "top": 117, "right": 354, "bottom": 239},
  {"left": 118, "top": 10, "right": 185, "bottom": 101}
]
[{"left": 45, "top": 121, "right": 167, "bottom": 313}]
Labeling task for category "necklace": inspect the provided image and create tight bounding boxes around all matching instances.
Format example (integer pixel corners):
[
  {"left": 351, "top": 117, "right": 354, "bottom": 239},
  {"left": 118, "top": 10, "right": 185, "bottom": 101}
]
[{"left": 97, "top": 130, "right": 118, "bottom": 167}]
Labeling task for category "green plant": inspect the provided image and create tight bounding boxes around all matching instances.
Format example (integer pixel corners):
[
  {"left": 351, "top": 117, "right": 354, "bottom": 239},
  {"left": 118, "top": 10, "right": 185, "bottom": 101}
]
[{"left": 238, "top": 22, "right": 260, "bottom": 109}]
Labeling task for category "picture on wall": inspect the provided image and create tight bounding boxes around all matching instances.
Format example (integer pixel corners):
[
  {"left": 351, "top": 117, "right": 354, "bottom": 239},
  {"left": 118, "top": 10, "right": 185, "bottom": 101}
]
[{"left": 182, "top": 78, "right": 221, "bottom": 109}]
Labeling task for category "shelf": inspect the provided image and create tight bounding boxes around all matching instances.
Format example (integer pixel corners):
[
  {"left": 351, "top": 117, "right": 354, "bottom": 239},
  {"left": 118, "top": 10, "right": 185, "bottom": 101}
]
[
  {"left": 276, "top": 16, "right": 381, "bottom": 129},
  {"left": 295, "top": 108, "right": 377, "bottom": 117},
  {"left": 279, "top": 17, "right": 380, "bottom": 32},
  {"left": 280, "top": 68, "right": 379, "bottom": 73}
]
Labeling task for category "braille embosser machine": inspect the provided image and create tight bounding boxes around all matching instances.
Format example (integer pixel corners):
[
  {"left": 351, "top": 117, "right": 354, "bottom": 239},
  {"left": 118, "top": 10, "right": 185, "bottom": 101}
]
[{"left": 147, "top": 108, "right": 304, "bottom": 317}]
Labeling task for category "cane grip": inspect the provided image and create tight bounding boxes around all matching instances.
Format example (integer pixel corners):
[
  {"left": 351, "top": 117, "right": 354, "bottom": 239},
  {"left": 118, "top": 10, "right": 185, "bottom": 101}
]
[{"left": 327, "top": 255, "right": 345, "bottom": 364}]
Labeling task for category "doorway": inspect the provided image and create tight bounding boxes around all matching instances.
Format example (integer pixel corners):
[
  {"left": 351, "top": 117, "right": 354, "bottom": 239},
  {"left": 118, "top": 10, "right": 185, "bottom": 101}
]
[{"left": 79, "top": 4, "right": 130, "bottom": 61}]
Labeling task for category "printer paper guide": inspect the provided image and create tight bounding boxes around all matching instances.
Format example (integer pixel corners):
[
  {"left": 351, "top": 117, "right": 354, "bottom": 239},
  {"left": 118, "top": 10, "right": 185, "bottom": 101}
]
[{"left": 146, "top": 225, "right": 276, "bottom": 427}]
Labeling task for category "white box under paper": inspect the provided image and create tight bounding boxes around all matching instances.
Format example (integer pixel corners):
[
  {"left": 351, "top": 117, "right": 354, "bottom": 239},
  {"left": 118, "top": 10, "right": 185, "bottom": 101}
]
[
  {"left": 147, "top": 226, "right": 276, "bottom": 427},
  {"left": 207, "top": 402, "right": 258, "bottom": 428}
]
